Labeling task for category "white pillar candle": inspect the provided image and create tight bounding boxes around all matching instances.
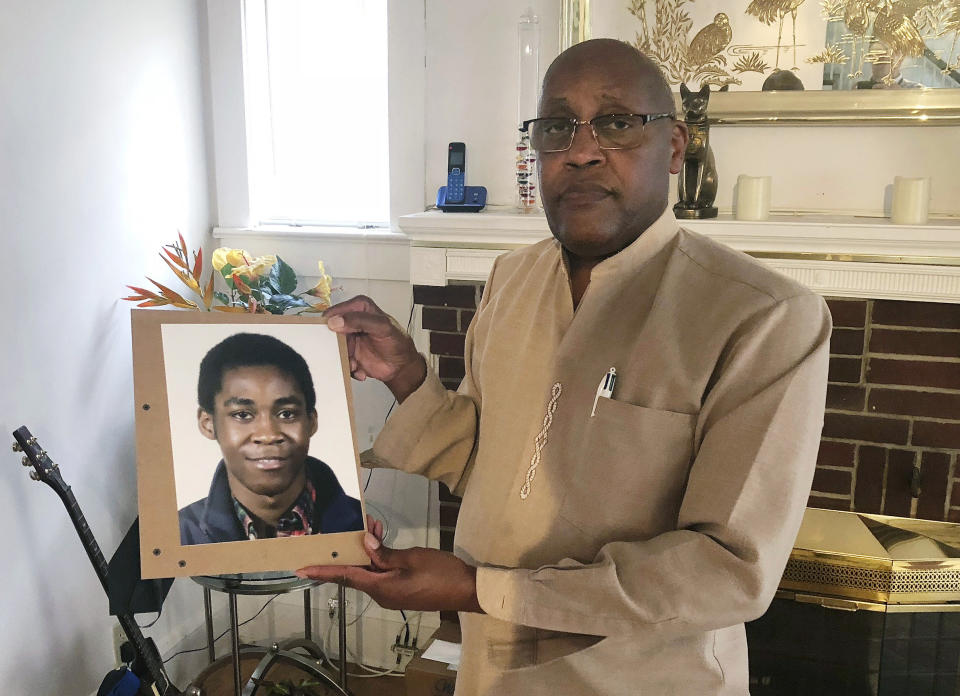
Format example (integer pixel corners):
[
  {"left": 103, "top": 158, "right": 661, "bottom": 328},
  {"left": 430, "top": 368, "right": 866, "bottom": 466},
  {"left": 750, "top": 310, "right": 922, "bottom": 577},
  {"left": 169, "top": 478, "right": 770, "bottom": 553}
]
[
  {"left": 735, "top": 175, "right": 771, "bottom": 221},
  {"left": 890, "top": 176, "right": 930, "bottom": 225}
]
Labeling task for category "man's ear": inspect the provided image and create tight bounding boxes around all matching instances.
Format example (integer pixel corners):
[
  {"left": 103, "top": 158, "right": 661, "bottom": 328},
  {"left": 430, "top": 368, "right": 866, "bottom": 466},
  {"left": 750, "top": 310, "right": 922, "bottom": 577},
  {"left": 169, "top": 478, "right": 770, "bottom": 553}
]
[
  {"left": 669, "top": 120, "right": 689, "bottom": 175},
  {"left": 197, "top": 408, "right": 217, "bottom": 441},
  {"left": 308, "top": 409, "right": 319, "bottom": 439}
]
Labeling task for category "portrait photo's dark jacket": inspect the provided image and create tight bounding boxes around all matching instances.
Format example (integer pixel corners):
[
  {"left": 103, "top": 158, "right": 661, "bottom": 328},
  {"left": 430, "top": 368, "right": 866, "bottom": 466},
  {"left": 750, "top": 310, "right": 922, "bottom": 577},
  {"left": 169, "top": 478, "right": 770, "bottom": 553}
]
[{"left": 178, "top": 456, "right": 363, "bottom": 545}]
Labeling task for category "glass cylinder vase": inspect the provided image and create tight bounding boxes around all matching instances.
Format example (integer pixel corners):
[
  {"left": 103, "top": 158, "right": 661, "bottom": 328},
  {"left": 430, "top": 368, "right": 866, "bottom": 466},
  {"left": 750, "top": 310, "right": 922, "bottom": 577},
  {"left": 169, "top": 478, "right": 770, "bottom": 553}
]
[{"left": 517, "top": 9, "right": 540, "bottom": 213}]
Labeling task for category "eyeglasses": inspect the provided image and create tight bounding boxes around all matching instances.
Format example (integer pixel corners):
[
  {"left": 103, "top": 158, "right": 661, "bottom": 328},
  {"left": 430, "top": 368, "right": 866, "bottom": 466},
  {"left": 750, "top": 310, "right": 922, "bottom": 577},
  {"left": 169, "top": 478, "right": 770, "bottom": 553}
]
[{"left": 520, "top": 113, "right": 675, "bottom": 153}]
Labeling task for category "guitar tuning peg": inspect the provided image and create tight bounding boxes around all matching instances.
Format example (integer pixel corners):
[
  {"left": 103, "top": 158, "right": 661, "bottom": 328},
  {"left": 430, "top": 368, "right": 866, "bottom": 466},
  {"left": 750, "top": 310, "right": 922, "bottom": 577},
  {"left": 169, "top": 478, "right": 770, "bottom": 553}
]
[
  {"left": 21, "top": 456, "right": 31, "bottom": 467},
  {"left": 29, "top": 470, "right": 40, "bottom": 481},
  {"left": 12, "top": 442, "right": 22, "bottom": 452},
  {"left": 38, "top": 450, "right": 47, "bottom": 458}
]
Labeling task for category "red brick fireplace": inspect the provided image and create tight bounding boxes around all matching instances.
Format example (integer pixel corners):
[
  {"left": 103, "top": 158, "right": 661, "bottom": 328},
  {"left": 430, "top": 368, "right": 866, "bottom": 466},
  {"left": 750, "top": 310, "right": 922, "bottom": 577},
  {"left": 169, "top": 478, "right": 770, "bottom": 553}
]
[
  {"left": 399, "top": 212, "right": 960, "bottom": 568},
  {"left": 418, "top": 284, "right": 960, "bottom": 551}
]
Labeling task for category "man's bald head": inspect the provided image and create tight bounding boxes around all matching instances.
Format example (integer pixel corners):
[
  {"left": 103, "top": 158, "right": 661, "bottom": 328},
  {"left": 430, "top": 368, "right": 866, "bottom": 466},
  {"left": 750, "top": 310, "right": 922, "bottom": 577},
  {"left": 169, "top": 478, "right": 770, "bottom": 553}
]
[
  {"left": 534, "top": 38, "right": 687, "bottom": 265},
  {"left": 541, "top": 39, "right": 674, "bottom": 116}
]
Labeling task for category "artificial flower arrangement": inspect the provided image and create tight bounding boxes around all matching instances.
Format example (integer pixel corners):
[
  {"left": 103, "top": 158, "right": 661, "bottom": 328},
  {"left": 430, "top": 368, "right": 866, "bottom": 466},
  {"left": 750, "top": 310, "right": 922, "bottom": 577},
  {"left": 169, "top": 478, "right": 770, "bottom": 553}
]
[{"left": 123, "top": 234, "right": 333, "bottom": 314}]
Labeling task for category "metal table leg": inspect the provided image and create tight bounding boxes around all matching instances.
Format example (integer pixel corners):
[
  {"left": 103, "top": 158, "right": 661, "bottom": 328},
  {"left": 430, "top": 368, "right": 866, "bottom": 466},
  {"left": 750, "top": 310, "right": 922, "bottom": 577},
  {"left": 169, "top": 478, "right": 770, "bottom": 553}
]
[
  {"left": 338, "top": 583, "right": 347, "bottom": 690},
  {"left": 204, "top": 587, "right": 216, "bottom": 664},
  {"left": 229, "top": 592, "right": 242, "bottom": 696},
  {"left": 304, "top": 587, "right": 312, "bottom": 642},
  {"left": 189, "top": 576, "right": 353, "bottom": 695}
]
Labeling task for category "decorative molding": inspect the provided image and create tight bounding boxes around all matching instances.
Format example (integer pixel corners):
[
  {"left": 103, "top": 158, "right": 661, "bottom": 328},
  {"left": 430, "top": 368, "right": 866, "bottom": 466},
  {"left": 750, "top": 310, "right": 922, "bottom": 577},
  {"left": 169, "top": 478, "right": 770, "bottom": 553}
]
[
  {"left": 410, "top": 247, "right": 447, "bottom": 286},
  {"left": 399, "top": 209, "right": 960, "bottom": 303},
  {"left": 446, "top": 250, "right": 507, "bottom": 281},
  {"left": 680, "top": 216, "right": 960, "bottom": 261},
  {"left": 399, "top": 210, "right": 551, "bottom": 249},
  {"left": 752, "top": 259, "right": 960, "bottom": 303}
]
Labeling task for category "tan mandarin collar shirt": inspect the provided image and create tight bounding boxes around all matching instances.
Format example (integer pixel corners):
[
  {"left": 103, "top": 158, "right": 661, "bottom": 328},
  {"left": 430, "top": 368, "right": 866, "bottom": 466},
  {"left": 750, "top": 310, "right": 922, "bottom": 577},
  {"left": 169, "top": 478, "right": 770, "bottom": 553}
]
[{"left": 364, "top": 208, "right": 832, "bottom": 695}]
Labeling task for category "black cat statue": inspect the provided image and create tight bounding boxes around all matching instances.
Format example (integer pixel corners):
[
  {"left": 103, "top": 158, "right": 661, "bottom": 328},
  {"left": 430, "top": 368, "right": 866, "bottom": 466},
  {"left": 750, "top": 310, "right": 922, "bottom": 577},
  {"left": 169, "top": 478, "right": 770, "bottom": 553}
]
[{"left": 674, "top": 83, "right": 718, "bottom": 220}]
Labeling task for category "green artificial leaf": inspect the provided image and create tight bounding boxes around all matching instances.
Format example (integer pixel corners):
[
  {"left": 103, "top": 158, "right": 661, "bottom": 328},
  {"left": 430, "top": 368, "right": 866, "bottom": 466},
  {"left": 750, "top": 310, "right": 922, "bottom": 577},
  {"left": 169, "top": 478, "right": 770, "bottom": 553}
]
[
  {"left": 264, "top": 273, "right": 282, "bottom": 295},
  {"left": 268, "top": 294, "right": 310, "bottom": 313},
  {"left": 275, "top": 256, "right": 298, "bottom": 294},
  {"left": 214, "top": 291, "right": 230, "bottom": 305}
]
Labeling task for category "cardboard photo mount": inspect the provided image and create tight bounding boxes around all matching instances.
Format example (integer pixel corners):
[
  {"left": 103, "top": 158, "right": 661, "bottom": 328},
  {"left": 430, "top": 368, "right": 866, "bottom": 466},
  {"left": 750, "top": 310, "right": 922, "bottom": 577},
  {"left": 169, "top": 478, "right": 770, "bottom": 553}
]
[{"left": 132, "top": 310, "right": 368, "bottom": 579}]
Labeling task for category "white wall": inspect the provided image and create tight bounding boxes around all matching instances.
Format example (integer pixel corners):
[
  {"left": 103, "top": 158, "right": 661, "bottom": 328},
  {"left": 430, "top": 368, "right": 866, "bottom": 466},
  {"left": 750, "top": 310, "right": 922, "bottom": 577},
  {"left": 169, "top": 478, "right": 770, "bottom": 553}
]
[
  {"left": 425, "top": 0, "right": 561, "bottom": 207},
  {"left": 710, "top": 126, "right": 960, "bottom": 217},
  {"left": 0, "top": 1, "right": 213, "bottom": 694},
  {"left": 424, "top": 0, "right": 960, "bottom": 217}
]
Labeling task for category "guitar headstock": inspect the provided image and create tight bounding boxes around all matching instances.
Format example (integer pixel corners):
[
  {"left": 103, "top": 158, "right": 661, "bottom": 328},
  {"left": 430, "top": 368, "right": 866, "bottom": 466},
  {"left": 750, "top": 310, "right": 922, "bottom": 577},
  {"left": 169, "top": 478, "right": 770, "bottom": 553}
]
[{"left": 12, "top": 426, "right": 66, "bottom": 493}]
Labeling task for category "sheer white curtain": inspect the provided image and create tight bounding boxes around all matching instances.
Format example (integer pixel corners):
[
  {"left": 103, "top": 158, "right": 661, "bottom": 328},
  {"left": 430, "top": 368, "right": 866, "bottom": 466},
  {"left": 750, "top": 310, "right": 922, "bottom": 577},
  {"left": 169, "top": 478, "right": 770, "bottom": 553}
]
[{"left": 244, "top": 0, "right": 390, "bottom": 227}]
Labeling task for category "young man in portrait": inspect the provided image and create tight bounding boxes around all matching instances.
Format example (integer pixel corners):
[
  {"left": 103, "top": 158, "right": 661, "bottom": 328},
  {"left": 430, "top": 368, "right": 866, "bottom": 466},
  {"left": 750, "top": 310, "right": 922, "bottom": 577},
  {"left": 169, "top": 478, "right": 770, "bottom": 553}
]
[{"left": 178, "top": 332, "right": 363, "bottom": 546}]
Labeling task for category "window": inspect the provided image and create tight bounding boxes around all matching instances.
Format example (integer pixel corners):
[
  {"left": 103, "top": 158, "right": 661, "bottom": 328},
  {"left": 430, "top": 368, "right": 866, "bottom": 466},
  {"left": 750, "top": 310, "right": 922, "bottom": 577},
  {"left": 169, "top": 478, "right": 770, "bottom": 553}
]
[{"left": 243, "top": 0, "right": 390, "bottom": 228}]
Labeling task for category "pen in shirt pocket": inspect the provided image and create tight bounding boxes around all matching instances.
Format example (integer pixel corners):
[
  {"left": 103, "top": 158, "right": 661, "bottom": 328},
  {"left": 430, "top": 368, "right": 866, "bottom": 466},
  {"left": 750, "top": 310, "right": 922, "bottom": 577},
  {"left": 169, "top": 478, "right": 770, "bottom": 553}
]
[{"left": 591, "top": 367, "right": 617, "bottom": 417}]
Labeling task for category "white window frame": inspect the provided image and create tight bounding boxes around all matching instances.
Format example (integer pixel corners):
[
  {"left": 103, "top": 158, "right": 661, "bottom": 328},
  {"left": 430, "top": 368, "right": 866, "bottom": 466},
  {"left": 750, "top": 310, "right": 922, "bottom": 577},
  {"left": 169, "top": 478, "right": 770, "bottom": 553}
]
[{"left": 204, "top": 0, "right": 425, "bottom": 235}]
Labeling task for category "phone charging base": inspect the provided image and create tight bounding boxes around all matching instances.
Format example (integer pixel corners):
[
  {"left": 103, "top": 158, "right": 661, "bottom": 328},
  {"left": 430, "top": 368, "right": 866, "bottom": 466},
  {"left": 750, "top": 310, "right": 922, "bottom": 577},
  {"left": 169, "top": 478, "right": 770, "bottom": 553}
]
[{"left": 437, "top": 185, "right": 487, "bottom": 212}]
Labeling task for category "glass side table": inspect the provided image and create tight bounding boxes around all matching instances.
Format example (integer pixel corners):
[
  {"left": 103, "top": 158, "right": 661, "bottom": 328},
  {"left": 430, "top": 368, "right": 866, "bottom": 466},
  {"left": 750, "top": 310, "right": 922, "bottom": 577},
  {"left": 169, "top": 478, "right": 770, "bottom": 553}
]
[{"left": 188, "top": 572, "right": 350, "bottom": 696}]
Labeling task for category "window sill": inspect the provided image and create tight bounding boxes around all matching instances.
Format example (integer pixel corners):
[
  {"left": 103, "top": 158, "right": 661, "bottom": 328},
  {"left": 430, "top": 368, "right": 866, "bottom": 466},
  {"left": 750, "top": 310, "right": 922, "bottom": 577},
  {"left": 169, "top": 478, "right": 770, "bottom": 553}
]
[{"left": 213, "top": 225, "right": 409, "bottom": 244}]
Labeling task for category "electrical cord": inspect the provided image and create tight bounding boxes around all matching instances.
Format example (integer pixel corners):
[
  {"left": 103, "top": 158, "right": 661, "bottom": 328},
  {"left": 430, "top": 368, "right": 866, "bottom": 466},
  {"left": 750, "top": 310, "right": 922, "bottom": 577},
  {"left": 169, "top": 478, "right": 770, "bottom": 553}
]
[
  {"left": 347, "top": 290, "right": 426, "bottom": 675},
  {"left": 161, "top": 594, "right": 280, "bottom": 665},
  {"left": 137, "top": 611, "right": 162, "bottom": 629},
  {"left": 324, "top": 615, "right": 404, "bottom": 679},
  {"left": 378, "top": 296, "right": 416, "bottom": 426},
  {"left": 365, "top": 293, "right": 416, "bottom": 493}
]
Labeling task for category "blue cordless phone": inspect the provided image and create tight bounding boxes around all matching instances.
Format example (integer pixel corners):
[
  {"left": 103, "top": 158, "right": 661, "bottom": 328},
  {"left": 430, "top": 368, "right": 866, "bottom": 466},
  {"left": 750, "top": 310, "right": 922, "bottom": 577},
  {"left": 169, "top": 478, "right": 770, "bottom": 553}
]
[{"left": 446, "top": 142, "right": 466, "bottom": 204}]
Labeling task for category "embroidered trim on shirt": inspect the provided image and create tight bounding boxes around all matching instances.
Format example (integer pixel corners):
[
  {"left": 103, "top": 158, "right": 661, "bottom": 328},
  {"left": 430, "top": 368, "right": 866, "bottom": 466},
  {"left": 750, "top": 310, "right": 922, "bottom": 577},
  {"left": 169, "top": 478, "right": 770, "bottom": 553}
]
[{"left": 520, "top": 382, "right": 563, "bottom": 500}]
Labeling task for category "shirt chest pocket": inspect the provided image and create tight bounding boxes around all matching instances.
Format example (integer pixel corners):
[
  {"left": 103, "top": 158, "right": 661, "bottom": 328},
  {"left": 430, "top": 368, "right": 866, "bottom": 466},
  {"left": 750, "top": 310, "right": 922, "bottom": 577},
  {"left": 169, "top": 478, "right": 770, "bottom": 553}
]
[{"left": 558, "top": 398, "right": 697, "bottom": 542}]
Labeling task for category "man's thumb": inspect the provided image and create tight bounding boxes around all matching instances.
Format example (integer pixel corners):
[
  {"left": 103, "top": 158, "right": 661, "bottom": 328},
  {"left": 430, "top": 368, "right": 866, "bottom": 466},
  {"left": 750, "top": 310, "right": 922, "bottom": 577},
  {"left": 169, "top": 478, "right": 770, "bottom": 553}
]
[{"left": 363, "top": 532, "right": 393, "bottom": 569}]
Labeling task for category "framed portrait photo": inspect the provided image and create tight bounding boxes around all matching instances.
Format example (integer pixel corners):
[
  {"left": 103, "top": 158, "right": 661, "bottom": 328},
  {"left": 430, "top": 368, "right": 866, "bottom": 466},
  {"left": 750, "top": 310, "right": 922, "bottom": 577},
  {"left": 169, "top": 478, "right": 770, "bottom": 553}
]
[{"left": 132, "top": 310, "right": 368, "bottom": 578}]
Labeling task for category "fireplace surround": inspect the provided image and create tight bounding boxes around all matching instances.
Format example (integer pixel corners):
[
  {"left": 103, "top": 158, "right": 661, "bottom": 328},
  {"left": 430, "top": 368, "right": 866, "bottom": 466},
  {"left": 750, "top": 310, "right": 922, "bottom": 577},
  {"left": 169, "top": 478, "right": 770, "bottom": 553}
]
[{"left": 398, "top": 209, "right": 960, "bottom": 544}]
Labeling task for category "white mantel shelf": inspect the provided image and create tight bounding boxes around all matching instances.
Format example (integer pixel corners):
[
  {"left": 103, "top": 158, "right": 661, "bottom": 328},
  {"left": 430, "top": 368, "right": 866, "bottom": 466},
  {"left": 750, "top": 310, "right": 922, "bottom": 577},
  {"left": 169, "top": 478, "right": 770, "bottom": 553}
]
[{"left": 398, "top": 209, "right": 960, "bottom": 303}]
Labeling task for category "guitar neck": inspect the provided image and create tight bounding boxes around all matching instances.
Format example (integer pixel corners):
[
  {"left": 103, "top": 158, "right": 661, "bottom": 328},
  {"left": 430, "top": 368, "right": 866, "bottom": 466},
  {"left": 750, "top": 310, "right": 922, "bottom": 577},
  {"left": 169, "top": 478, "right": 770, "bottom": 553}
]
[
  {"left": 58, "top": 485, "right": 110, "bottom": 592},
  {"left": 55, "top": 476, "right": 178, "bottom": 693}
]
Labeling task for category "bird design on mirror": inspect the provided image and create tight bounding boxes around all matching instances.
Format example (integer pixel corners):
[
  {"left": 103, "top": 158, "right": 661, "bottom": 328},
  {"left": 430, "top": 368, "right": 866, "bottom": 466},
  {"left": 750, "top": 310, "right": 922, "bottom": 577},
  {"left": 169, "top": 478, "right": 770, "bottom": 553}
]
[
  {"left": 746, "top": 0, "right": 807, "bottom": 69},
  {"left": 874, "top": 0, "right": 928, "bottom": 73},
  {"left": 949, "top": 1, "right": 960, "bottom": 71},
  {"left": 618, "top": 0, "right": 957, "bottom": 89},
  {"left": 829, "top": 0, "right": 935, "bottom": 82},
  {"left": 688, "top": 13, "right": 734, "bottom": 66},
  {"left": 629, "top": 0, "right": 741, "bottom": 87}
]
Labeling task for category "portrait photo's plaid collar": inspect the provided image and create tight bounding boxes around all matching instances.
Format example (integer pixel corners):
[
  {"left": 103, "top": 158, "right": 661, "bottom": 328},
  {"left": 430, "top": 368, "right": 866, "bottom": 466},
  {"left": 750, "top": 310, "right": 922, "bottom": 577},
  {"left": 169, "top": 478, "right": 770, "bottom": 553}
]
[{"left": 232, "top": 477, "right": 318, "bottom": 540}]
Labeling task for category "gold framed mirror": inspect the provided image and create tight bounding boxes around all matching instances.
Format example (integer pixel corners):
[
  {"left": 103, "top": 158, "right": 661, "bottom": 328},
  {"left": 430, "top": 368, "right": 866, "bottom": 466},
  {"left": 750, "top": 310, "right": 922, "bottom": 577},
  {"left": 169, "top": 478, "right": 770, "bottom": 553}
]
[{"left": 561, "top": 0, "right": 960, "bottom": 124}]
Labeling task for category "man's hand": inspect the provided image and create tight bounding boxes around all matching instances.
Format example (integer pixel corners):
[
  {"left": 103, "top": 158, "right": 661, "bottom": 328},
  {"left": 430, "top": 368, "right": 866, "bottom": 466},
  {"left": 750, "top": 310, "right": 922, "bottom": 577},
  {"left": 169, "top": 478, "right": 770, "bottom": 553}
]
[
  {"left": 324, "top": 295, "right": 426, "bottom": 403},
  {"left": 296, "top": 516, "right": 482, "bottom": 613}
]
